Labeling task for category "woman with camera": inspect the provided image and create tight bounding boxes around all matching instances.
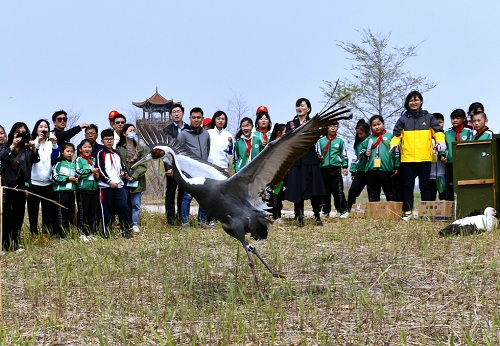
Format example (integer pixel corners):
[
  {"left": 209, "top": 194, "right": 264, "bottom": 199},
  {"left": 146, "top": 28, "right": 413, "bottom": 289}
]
[
  {"left": 0, "top": 122, "right": 39, "bottom": 251},
  {"left": 27, "top": 119, "right": 60, "bottom": 243}
]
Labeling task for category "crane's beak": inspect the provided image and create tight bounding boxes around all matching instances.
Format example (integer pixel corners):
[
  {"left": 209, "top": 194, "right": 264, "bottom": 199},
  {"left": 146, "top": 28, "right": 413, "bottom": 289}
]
[
  {"left": 131, "top": 153, "right": 151, "bottom": 169},
  {"left": 131, "top": 148, "right": 167, "bottom": 169}
]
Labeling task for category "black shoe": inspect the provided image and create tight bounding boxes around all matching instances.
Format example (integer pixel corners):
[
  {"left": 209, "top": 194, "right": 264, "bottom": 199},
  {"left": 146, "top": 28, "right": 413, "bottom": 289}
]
[{"left": 122, "top": 230, "right": 133, "bottom": 239}]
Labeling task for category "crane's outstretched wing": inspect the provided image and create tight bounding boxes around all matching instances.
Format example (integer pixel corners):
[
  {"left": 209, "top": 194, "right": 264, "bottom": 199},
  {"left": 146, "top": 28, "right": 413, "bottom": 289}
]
[
  {"left": 228, "top": 101, "right": 352, "bottom": 207},
  {"left": 136, "top": 122, "right": 231, "bottom": 179}
]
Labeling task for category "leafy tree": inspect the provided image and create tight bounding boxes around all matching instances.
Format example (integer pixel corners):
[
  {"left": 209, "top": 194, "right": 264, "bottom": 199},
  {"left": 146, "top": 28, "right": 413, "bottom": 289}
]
[{"left": 323, "top": 29, "right": 436, "bottom": 144}]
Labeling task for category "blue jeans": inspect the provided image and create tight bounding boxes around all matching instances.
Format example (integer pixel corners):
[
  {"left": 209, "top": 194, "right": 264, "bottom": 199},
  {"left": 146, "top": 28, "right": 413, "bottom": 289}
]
[
  {"left": 181, "top": 192, "right": 208, "bottom": 224},
  {"left": 126, "top": 188, "right": 142, "bottom": 226}
]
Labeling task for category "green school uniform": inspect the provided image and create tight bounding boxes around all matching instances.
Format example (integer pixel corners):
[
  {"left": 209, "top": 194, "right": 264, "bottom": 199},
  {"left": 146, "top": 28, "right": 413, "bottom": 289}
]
[
  {"left": 358, "top": 131, "right": 399, "bottom": 172},
  {"left": 52, "top": 159, "right": 76, "bottom": 191},
  {"left": 444, "top": 126, "right": 473, "bottom": 163},
  {"left": 76, "top": 156, "right": 98, "bottom": 191},
  {"left": 317, "top": 136, "right": 348, "bottom": 168},
  {"left": 233, "top": 135, "right": 264, "bottom": 172}
]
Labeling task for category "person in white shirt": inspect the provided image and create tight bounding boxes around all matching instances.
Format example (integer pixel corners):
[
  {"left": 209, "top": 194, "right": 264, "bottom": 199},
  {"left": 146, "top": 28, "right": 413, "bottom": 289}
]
[
  {"left": 207, "top": 110, "right": 234, "bottom": 171},
  {"left": 28, "top": 119, "right": 59, "bottom": 242}
]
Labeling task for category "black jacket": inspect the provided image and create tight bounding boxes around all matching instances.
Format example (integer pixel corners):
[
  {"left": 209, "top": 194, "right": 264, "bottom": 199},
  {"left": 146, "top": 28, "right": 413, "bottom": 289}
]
[
  {"left": 0, "top": 143, "right": 39, "bottom": 187},
  {"left": 54, "top": 126, "right": 83, "bottom": 147}
]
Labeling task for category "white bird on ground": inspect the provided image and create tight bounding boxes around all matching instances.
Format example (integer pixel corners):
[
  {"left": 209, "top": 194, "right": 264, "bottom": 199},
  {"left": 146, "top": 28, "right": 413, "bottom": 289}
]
[
  {"left": 134, "top": 97, "right": 352, "bottom": 286},
  {"left": 439, "top": 207, "right": 498, "bottom": 236}
]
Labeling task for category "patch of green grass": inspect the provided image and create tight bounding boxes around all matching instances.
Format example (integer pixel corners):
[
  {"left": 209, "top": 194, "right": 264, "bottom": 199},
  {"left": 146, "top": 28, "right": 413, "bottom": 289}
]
[{"left": 1, "top": 209, "right": 500, "bottom": 344}]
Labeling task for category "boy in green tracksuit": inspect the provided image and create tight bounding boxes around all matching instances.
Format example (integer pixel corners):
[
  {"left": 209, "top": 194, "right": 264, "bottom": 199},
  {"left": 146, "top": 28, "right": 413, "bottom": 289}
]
[
  {"left": 52, "top": 142, "right": 77, "bottom": 238},
  {"left": 317, "top": 121, "right": 348, "bottom": 217},
  {"left": 472, "top": 112, "right": 494, "bottom": 140},
  {"left": 360, "top": 115, "right": 399, "bottom": 202},
  {"left": 441, "top": 109, "right": 472, "bottom": 201}
]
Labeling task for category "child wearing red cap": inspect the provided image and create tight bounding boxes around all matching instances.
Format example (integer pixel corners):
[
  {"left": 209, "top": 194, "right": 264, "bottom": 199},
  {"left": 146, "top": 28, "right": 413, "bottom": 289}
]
[{"left": 254, "top": 106, "right": 272, "bottom": 146}]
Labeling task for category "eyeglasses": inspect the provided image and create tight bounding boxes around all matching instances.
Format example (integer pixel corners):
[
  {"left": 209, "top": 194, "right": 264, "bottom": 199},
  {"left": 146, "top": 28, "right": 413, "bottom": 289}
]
[
  {"left": 171, "top": 110, "right": 183, "bottom": 114},
  {"left": 56, "top": 117, "right": 68, "bottom": 122},
  {"left": 114, "top": 121, "right": 125, "bottom": 125}
]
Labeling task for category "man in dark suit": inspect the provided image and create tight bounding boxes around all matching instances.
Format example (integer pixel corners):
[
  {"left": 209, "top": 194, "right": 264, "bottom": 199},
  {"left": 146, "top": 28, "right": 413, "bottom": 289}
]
[{"left": 162, "top": 104, "right": 190, "bottom": 225}]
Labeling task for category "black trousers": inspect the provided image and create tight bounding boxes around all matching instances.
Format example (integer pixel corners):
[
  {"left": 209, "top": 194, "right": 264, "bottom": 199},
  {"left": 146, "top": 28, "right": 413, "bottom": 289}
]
[
  {"left": 294, "top": 196, "right": 322, "bottom": 219},
  {"left": 27, "top": 184, "right": 56, "bottom": 235},
  {"left": 400, "top": 162, "right": 431, "bottom": 212},
  {"left": 77, "top": 190, "right": 99, "bottom": 235},
  {"left": 99, "top": 187, "right": 131, "bottom": 237},
  {"left": 2, "top": 187, "right": 27, "bottom": 251},
  {"left": 366, "top": 171, "right": 396, "bottom": 202},
  {"left": 164, "top": 176, "right": 184, "bottom": 225},
  {"left": 346, "top": 171, "right": 368, "bottom": 211},
  {"left": 321, "top": 167, "right": 347, "bottom": 214},
  {"left": 54, "top": 190, "right": 76, "bottom": 238}
]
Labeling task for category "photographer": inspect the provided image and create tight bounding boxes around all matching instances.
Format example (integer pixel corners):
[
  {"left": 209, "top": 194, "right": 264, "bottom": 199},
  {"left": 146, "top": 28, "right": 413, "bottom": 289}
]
[
  {"left": 0, "top": 122, "right": 39, "bottom": 252},
  {"left": 27, "top": 119, "right": 60, "bottom": 243}
]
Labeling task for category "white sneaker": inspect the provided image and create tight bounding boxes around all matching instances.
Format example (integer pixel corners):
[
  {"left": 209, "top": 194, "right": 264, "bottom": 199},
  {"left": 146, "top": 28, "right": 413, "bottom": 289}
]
[
  {"left": 79, "top": 235, "right": 90, "bottom": 243},
  {"left": 15, "top": 247, "right": 25, "bottom": 253},
  {"left": 402, "top": 213, "right": 412, "bottom": 221},
  {"left": 339, "top": 212, "right": 350, "bottom": 219},
  {"left": 132, "top": 225, "right": 141, "bottom": 233}
]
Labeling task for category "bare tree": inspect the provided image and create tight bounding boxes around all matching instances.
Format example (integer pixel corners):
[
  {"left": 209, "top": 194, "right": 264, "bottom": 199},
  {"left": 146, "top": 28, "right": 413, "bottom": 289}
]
[
  {"left": 65, "top": 109, "right": 81, "bottom": 129},
  {"left": 323, "top": 29, "right": 437, "bottom": 148},
  {"left": 225, "top": 93, "right": 251, "bottom": 135}
]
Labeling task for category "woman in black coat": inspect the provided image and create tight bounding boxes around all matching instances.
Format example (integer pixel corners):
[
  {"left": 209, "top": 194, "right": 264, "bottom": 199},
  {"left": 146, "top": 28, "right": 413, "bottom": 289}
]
[
  {"left": 0, "top": 122, "right": 39, "bottom": 251},
  {"left": 284, "top": 98, "right": 325, "bottom": 226}
]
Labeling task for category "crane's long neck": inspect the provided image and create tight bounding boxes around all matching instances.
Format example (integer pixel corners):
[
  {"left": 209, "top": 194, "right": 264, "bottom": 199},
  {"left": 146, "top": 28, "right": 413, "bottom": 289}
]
[{"left": 166, "top": 147, "right": 227, "bottom": 187}]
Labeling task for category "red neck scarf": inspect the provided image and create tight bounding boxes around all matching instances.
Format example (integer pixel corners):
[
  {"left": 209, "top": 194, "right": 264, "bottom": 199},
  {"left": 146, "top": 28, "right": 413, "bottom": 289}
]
[
  {"left": 453, "top": 124, "right": 465, "bottom": 141},
  {"left": 323, "top": 134, "right": 337, "bottom": 155},
  {"left": 244, "top": 138, "right": 252, "bottom": 158},
  {"left": 474, "top": 126, "right": 489, "bottom": 140},
  {"left": 256, "top": 129, "right": 268, "bottom": 142},
  {"left": 371, "top": 130, "right": 387, "bottom": 148},
  {"left": 79, "top": 153, "right": 93, "bottom": 165}
]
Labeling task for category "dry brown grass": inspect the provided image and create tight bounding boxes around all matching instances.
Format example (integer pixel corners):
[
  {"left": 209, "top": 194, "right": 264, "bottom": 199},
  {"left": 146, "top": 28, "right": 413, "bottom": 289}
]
[{"left": 1, "top": 210, "right": 500, "bottom": 345}]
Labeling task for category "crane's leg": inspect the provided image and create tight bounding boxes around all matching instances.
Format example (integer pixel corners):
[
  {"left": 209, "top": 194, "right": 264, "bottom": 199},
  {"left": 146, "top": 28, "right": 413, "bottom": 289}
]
[
  {"left": 243, "top": 244, "right": 260, "bottom": 287},
  {"left": 246, "top": 243, "right": 285, "bottom": 279}
]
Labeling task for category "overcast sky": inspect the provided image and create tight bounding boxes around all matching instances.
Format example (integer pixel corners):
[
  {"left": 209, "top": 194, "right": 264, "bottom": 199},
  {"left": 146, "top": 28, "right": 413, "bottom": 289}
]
[{"left": 1, "top": 1, "right": 499, "bottom": 138}]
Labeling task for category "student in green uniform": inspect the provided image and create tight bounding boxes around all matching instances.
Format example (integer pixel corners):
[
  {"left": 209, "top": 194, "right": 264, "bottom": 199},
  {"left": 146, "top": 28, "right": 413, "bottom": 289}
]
[
  {"left": 317, "top": 121, "right": 348, "bottom": 217},
  {"left": 361, "top": 115, "right": 399, "bottom": 202},
  {"left": 472, "top": 112, "right": 494, "bottom": 140},
  {"left": 76, "top": 139, "right": 99, "bottom": 240},
  {"left": 441, "top": 109, "right": 472, "bottom": 201},
  {"left": 52, "top": 142, "right": 77, "bottom": 239},
  {"left": 342, "top": 119, "right": 371, "bottom": 217},
  {"left": 233, "top": 117, "right": 264, "bottom": 172}
]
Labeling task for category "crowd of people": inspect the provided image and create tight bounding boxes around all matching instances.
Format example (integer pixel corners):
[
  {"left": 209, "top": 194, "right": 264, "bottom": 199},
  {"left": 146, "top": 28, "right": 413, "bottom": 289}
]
[
  {"left": 0, "top": 110, "right": 147, "bottom": 252},
  {"left": 0, "top": 92, "right": 494, "bottom": 252}
]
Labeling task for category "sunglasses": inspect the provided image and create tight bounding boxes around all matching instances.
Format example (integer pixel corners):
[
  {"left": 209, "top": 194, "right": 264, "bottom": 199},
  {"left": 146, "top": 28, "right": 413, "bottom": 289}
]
[
  {"left": 114, "top": 121, "right": 125, "bottom": 125},
  {"left": 56, "top": 117, "right": 68, "bottom": 122}
]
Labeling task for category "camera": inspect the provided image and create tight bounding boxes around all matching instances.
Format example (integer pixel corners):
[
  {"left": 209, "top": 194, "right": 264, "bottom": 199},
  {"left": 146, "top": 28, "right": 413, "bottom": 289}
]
[
  {"left": 42, "top": 130, "right": 49, "bottom": 139},
  {"left": 16, "top": 132, "right": 31, "bottom": 145}
]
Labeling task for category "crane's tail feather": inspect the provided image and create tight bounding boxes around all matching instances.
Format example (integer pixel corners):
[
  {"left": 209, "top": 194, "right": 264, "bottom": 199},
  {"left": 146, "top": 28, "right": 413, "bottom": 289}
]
[{"left": 439, "top": 224, "right": 481, "bottom": 237}]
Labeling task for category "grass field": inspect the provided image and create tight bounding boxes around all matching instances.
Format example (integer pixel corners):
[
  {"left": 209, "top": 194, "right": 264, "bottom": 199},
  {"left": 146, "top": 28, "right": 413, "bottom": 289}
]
[{"left": 1, "top": 208, "right": 499, "bottom": 345}]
